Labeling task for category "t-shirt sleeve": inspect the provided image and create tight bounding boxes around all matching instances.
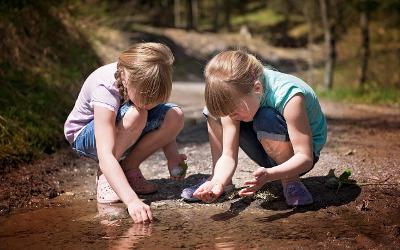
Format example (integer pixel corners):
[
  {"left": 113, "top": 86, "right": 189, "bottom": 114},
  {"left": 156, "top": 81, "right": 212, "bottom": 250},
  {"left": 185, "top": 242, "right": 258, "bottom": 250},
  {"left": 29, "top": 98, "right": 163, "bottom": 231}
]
[
  {"left": 275, "top": 84, "right": 304, "bottom": 113},
  {"left": 90, "top": 85, "right": 120, "bottom": 112}
]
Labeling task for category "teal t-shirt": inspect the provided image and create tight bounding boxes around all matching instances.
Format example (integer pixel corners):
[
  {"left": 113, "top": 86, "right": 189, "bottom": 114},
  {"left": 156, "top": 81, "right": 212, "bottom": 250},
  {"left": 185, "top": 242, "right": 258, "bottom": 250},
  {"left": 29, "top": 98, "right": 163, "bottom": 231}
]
[{"left": 260, "top": 68, "right": 327, "bottom": 155}]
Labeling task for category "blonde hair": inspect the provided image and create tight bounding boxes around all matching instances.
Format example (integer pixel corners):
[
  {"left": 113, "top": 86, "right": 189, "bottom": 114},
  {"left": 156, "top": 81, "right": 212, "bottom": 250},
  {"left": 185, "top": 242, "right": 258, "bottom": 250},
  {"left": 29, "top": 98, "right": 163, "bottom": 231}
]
[
  {"left": 204, "top": 50, "right": 264, "bottom": 117},
  {"left": 114, "top": 43, "right": 174, "bottom": 105}
]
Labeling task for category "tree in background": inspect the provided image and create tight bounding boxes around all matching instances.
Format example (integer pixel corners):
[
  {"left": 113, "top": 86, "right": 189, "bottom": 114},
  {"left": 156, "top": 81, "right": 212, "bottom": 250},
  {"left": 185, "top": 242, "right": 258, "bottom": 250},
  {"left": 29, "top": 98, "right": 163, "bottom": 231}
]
[
  {"left": 319, "top": 0, "right": 337, "bottom": 90},
  {"left": 355, "top": 0, "right": 379, "bottom": 88},
  {"left": 302, "top": 0, "right": 319, "bottom": 84}
]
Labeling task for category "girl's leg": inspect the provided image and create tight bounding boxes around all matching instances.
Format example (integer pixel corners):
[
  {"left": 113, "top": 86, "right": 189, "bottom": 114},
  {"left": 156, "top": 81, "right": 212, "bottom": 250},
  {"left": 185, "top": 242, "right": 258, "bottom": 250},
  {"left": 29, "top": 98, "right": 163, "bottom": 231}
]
[
  {"left": 252, "top": 107, "right": 299, "bottom": 183},
  {"left": 120, "top": 106, "right": 184, "bottom": 172},
  {"left": 258, "top": 139, "right": 298, "bottom": 185},
  {"left": 113, "top": 106, "right": 148, "bottom": 160},
  {"left": 252, "top": 107, "right": 313, "bottom": 205}
]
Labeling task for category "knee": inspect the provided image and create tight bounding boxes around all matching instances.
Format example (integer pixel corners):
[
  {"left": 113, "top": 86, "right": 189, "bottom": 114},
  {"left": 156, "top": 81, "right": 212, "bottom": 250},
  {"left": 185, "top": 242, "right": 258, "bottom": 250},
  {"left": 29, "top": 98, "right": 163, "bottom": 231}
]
[
  {"left": 253, "top": 107, "right": 288, "bottom": 138},
  {"left": 122, "top": 107, "right": 148, "bottom": 132},
  {"left": 163, "top": 106, "right": 184, "bottom": 131}
]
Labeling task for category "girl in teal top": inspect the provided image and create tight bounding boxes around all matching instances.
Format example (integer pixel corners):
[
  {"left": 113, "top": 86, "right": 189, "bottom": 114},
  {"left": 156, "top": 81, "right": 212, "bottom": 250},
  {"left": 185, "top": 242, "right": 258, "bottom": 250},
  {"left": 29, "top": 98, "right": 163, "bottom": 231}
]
[
  {"left": 181, "top": 50, "right": 327, "bottom": 206},
  {"left": 261, "top": 68, "right": 327, "bottom": 156}
]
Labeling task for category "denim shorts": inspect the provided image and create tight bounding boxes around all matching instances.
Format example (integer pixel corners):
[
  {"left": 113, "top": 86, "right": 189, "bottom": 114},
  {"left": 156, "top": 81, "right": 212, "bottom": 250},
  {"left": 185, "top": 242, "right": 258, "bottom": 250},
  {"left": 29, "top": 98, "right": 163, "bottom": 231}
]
[
  {"left": 203, "top": 106, "right": 319, "bottom": 174},
  {"left": 72, "top": 102, "right": 178, "bottom": 161}
]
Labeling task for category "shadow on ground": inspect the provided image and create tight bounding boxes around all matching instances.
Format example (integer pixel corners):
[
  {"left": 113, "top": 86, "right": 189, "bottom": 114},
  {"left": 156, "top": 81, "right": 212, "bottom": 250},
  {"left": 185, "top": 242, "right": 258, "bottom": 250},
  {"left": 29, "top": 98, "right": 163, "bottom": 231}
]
[
  {"left": 142, "top": 173, "right": 210, "bottom": 204},
  {"left": 210, "top": 176, "right": 361, "bottom": 222}
]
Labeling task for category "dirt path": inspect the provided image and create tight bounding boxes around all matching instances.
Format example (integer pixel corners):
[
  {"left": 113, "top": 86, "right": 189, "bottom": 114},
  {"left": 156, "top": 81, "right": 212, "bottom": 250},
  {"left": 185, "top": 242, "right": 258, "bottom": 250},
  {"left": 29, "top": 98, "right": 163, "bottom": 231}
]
[{"left": 1, "top": 82, "right": 399, "bottom": 249}]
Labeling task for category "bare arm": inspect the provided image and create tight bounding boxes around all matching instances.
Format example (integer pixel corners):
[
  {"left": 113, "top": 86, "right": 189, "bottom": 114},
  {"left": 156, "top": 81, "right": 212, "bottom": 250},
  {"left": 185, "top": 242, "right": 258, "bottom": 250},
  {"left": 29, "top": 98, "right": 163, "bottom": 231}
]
[
  {"left": 211, "top": 116, "right": 240, "bottom": 185},
  {"left": 193, "top": 116, "right": 240, "bottom": 202},
  {"left": 94, "top": 106, "right": 152, "bottom": 223},
  {"left": 239, "top": 94, "right": 314, "bottom": 196},
  {"left": 267, "top": 93, "right": 314, "bottom": 180}
]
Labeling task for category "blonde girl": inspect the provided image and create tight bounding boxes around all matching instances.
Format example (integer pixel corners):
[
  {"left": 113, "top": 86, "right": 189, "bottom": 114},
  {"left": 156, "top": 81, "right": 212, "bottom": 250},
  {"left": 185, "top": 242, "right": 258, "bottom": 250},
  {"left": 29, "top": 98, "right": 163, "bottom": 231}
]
[
  {"left": 65, "top": 43, "right": 186, "bottom": 223},
  {"left": 183, "top": 50, "right": 327, "bottom": 206}
]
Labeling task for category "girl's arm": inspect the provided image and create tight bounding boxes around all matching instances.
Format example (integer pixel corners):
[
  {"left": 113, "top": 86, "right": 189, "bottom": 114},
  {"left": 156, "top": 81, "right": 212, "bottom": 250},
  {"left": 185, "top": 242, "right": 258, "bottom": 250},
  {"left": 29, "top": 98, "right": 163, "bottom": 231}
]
[
  {"left": 94, "top": 106, "right": 152, "bottom": 223},
  {"left": 193, "top": 116, "right": 240, "bottom": 202},
  {"left": 239, "top": 94, "right": 313, "bottom": 196},
  {"left": 211, "top": 116, "right": 240, "bottom": 185},
  {"left": 267, "top": 93, "right": 314, "bottom": 179}
]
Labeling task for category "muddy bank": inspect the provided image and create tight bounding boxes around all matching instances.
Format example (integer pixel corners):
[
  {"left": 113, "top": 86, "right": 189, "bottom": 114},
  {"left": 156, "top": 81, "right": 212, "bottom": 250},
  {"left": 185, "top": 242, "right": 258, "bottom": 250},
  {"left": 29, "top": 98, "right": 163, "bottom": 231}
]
[
  {"left": 1, "top": 86, "right": 400, "bottom": 248},
  {"left": 1, "top": 188, "right": 399, "bottom": 249}
]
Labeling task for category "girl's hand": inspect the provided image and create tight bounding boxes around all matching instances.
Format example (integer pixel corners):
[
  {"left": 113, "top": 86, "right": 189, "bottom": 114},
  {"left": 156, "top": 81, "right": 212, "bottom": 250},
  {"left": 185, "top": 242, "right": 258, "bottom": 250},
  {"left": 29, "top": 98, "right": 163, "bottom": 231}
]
[
  {"left": 193, "top": 180, "right": 224, "bottom": 203},
  {"left": 127, "top": 200, "right": 153, "bottom": 224},
  {"left": 238, "top": 167, "right": 270, "bottom": 196}
]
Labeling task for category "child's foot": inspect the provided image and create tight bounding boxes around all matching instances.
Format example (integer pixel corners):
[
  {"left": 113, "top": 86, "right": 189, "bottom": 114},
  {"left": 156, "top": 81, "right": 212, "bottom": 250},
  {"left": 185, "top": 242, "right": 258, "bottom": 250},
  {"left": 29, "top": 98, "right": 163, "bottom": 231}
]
[
  {"left": 181, "top": 178, "right": 235, "bottom": 202},
  {"left": 97, "top": 174, "right": 120, "bottom": 204},
  {"left": 283, "top": 181, "right": 313, "bottom": 206},
  {"left": 168, "top": 154, "right": 187, "bottom": 180},
  {"left": 125, "top": 168, "right": 157, "bottom": 195}
]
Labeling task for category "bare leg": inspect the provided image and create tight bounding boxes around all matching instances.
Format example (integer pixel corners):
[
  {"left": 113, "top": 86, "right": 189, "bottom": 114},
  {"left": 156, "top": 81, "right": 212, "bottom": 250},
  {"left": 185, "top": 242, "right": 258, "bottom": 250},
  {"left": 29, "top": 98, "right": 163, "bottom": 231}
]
[
  {"left": 113, "top": 107, "right": 148, "bottom": 161},
  {"left": 259, "top": 139, "right": 298, "bottom": 185},
  {"left": 120, "top": 107, "right": 184, "bottom": 172}
]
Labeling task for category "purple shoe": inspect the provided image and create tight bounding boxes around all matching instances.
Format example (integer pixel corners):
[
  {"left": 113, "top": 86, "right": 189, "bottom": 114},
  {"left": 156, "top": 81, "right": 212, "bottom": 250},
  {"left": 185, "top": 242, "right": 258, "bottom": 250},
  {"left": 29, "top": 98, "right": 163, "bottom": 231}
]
[
  {"left": 181, "top": 178, "right": 208, "bottom": 202},
  {"left": 284, "top": 181, "right": 313, "bottom": 206}
]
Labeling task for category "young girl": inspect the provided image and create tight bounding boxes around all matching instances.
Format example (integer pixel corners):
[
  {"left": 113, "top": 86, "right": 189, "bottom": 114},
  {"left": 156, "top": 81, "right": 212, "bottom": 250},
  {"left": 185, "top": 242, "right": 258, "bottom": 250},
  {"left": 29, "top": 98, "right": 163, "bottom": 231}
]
[
  {"left": 64, "top": 43, "right": 186, "bottom": 223},
  {"left": 184, "top": 50, "right": 327, "bottom": 206}
]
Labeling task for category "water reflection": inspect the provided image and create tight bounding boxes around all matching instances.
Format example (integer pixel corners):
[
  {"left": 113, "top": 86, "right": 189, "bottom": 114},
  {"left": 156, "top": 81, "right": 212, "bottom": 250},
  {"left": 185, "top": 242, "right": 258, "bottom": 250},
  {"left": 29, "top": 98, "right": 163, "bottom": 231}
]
[
  {"left": 109, "top": 223, "right": 153, "bottom": 250},
  {"left": 214, "top": 236, "right": 236, "bottom": 249},
  {"left": 97, "top": 203, "right": 152, "bottom": 249}
]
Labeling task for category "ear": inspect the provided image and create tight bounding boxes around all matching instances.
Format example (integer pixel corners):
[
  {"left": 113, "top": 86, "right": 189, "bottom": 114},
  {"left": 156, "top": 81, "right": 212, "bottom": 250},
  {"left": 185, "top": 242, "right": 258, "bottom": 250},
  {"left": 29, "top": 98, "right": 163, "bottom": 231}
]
[
  {"left": 253, "top": 80, "right": 263, "bottom": 95},
  {"left": 122, "top": 68, "right": 129, "bottom": 87}
]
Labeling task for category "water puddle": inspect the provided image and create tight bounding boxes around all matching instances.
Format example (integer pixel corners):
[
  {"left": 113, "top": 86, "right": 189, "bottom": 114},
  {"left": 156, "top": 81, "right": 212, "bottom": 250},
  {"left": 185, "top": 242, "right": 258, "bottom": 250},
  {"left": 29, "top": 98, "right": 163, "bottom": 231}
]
[{"left": 0, "top": 198, "right": 398, "bottom": 249}]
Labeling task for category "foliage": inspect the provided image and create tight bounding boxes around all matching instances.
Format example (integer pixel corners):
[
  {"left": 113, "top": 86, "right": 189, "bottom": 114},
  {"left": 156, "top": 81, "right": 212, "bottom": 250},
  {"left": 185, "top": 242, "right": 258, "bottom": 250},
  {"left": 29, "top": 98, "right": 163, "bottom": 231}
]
[{"left": 0, "top": 1, "right": 100, "bottom": 167}]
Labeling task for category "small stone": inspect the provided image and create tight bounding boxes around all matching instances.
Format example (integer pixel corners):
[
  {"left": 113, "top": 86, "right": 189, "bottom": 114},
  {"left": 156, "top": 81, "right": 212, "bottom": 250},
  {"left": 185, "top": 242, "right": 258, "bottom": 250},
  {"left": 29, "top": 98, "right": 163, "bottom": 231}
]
[
  {"left": 170, "top": 167, "right": 183, "bottom": 177},
  {"left": 46, "top": 189, "right": 58, "bottom": 199}
]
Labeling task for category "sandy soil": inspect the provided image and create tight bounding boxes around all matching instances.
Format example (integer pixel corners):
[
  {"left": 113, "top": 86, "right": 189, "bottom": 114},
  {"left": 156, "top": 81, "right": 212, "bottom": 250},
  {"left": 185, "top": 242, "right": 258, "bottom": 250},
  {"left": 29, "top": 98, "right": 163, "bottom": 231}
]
[{"left": 0, "top": 83, "right": 399, "bottom": 249}]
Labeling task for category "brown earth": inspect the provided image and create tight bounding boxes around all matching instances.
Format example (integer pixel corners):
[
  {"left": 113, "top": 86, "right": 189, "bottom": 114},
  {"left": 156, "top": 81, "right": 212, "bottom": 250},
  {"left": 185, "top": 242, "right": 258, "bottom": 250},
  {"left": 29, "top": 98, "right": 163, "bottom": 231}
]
[{"left": 0, "top": 83, "right": 399, "bottom": 249}]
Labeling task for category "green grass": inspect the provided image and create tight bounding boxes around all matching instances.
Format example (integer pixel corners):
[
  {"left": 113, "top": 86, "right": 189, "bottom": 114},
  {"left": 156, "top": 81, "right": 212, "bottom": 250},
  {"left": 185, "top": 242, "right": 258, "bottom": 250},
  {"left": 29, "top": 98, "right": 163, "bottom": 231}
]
[
  {"left": 317, "top": 85, "right": 400, "bottom": 106},
  {"left": 0, "top": 64, "right": 67, "bottom": 164},
  {"left": 0, "top": 2, "right": 100, "bottom": 167}
]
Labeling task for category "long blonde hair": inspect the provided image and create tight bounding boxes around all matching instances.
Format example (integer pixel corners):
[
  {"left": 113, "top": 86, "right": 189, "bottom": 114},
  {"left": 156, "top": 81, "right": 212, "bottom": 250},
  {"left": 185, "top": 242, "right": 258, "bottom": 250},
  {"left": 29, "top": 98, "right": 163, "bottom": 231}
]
[
  {"left": 114, "top": 43, "right": 174, "bottom": 105},
  {"left": 204, "top": 50, "right": 264, "bottom": 117}
]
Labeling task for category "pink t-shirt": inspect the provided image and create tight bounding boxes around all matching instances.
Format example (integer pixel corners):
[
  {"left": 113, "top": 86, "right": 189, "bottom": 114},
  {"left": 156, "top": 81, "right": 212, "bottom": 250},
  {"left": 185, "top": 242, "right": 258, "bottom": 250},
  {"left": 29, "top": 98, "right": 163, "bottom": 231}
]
[{"left": 64, "top": 62, "right": 121, "bottom": 144}]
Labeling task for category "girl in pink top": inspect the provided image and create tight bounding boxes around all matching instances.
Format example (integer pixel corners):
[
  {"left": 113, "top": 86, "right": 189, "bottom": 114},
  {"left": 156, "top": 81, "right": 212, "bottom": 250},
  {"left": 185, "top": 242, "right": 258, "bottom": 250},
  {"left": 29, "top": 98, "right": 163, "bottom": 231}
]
[{"left": 64, "top": 43, "right": 186, "bottom": 223}]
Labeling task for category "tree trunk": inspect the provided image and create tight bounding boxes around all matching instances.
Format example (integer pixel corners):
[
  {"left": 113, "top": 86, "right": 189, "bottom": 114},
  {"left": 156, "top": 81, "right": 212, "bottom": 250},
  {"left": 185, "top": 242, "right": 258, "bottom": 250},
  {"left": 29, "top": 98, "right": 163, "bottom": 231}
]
[
  {"left": 358, "top": 9, "right": 370, "bottom": 88},
  {"left": 174, "top": 0, "right": 183, "bottom": 28},
  {"left": 192, "top": 0, "right": 198, "bottom": 30},
  {"left": 224, "top": 0, "right": 232, "bottom": 31},
  {"left": 320, "top": 0, "right": 336, "bottom": 90},
  {"left": 186, "top": 0, "right": 193, "bottom": 30},
  {"left": 303, "top": 1, "right": 316, "bottom": 84},
  {"left": 213, "top": 0, "right": 219, "bottom": 32}
]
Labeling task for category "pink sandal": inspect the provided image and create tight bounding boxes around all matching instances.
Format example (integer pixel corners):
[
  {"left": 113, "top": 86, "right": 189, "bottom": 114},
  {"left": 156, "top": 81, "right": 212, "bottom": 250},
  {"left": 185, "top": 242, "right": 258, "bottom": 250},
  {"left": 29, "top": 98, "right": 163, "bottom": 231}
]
[{"left": 125, "top": 168, "right": 158, "bottom": 195}]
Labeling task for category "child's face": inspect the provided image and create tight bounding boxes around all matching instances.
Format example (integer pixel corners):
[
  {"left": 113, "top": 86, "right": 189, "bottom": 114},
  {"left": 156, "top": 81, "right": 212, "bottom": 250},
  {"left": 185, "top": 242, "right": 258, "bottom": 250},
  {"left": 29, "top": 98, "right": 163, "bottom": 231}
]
[
  {"left": 228, "top": 81, "right": 263, "bottom": 122},
  {"left": 126, "top": 87, "right": 158, "bottom": 111},
  {"left": 123, "top": 69, "right": 159, "bottom": 110}
]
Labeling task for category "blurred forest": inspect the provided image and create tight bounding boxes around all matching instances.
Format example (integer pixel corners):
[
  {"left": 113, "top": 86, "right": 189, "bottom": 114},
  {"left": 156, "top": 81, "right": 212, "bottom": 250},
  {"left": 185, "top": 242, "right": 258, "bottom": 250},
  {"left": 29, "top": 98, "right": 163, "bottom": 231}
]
[{"left": 0, "top": 0, "right": 399, "bottom": 168}]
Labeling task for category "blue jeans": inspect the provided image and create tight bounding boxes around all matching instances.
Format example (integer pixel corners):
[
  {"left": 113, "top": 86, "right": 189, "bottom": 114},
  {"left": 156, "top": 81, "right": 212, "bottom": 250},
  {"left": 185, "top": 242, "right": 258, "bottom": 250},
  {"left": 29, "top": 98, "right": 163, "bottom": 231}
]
[
  {"left": 72, "top": 102, "right": 178, "bottom": 161},
  {"left": 203, "top": 106, "right": 318, "bottom": 174}
]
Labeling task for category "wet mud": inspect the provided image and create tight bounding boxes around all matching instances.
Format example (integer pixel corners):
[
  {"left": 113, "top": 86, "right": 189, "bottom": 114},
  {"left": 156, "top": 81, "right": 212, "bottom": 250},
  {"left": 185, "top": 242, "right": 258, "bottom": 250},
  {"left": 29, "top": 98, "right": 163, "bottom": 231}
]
[{"left": 1, "top": 189, "right": 399, "bottom": 250}]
